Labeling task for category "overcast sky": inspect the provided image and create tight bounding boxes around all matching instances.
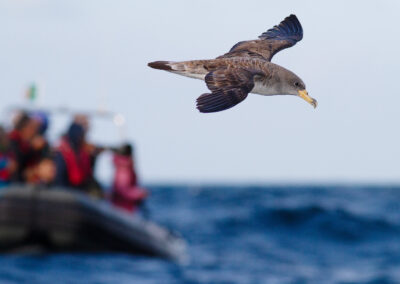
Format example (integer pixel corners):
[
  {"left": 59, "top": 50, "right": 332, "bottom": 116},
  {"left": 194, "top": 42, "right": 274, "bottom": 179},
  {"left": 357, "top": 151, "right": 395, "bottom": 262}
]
[{"left": 0, "top": 0, "right": 399, "bottom": 184}]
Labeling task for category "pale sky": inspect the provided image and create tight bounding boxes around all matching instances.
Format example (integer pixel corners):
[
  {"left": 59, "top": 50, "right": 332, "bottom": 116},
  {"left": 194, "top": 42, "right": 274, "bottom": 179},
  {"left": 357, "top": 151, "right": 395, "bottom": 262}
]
[{"left": 0, "top": 0, "right": 399, "bottom": 184}]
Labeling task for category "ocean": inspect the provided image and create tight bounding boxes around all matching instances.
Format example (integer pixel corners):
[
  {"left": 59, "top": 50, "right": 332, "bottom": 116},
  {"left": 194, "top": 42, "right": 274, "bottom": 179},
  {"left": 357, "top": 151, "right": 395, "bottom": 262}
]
[{"left": 0, "top": 185, "right": 399, "bottom": 284}]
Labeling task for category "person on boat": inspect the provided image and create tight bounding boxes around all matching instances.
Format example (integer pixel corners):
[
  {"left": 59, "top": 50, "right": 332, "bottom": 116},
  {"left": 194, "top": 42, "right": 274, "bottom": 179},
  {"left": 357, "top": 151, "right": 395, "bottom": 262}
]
[
  {"left": 25, "top": 154, "right": 57, "bottom": 186},
  {"left": 54, "top": 123, "right": 91, "bottom": 188},
  {"left": 23, "top": 111, "right": 52, "bottom": 184},
  {"left": 73, "top": 114, "right": 89, "bottom": 132},
  {"left": 72, "top": 114, "right": 104, "bottom": 173},
  {"left": 8, "top": 112, "right": 41, "bottom": 182},
  {"left": 30, "top": 111, "right": 50, "bottom": 157},
  {"left": 111, "top": 143, "right": 148, "bottom": 212},
  {"left": 54, "top": 122, "right": 103, "bottom": 197},
  {"left": 73, "top": 115, "right": 104, "bottom": 196},
  {"left": 0, "top": 126, "right": 17, "bottom": 187}
]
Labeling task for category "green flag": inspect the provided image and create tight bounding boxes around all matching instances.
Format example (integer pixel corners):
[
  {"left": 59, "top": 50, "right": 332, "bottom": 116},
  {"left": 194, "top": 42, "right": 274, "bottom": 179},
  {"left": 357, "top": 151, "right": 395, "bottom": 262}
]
[{"left": 26, "top": 84, "right": 37, "bottom": 102}]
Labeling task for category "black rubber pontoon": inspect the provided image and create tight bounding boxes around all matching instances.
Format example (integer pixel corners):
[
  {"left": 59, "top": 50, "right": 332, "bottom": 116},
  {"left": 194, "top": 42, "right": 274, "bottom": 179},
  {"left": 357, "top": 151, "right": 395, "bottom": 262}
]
[{"left": 0, "top": 185, "right": 186, "bottom": 261}]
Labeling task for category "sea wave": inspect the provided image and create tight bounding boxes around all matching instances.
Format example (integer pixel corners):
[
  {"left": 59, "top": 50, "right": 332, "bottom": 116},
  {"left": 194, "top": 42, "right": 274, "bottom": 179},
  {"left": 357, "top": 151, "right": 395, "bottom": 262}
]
[
  {"left": 5, "top": 185, "right": 397, "bottom": 284},
  {"left": 255, "top": 204, "right": 399, "bottom": 241}
]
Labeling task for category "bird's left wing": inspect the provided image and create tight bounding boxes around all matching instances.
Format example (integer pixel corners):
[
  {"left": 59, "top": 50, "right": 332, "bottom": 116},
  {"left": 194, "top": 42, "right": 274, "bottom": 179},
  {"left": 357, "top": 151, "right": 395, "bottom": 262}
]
[
  {"left": 196, "top": 68, "right": 262, "bottom": 113},
  {"left": 218, "top": 14, "right": 303, "bottom": 62}
]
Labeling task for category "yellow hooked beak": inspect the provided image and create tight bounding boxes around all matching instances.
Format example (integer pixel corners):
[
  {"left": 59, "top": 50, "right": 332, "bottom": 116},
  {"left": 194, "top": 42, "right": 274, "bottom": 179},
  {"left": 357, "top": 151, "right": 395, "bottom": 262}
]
[{"left": 298, "top": 90, "right": 317, "bottom": 109}]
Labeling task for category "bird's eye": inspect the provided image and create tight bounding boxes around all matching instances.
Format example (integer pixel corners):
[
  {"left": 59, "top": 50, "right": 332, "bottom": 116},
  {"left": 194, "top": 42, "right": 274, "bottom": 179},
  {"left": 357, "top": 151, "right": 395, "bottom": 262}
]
[{"left": 294, "top": 82, "right": 300, "bottom": 87}]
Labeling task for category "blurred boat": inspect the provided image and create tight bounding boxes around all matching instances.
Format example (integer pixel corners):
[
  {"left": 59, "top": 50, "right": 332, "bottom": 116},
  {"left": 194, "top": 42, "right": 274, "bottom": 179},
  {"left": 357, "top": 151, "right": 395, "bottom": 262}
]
[{"left": 0, "top": 185, "right": 186, "bottom": 262}]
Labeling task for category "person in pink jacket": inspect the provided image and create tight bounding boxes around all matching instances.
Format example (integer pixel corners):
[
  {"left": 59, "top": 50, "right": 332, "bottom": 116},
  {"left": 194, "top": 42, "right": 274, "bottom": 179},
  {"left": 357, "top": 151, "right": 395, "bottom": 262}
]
[{"left": 111, "top": 144, "right": 148, "bottom": 212}]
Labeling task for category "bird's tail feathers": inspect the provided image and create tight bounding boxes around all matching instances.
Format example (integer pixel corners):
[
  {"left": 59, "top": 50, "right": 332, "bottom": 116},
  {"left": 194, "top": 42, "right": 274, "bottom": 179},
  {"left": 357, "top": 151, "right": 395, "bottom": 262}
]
[
  {"left": 148, "top": 61, "right": 172, "bottom": 71},
  {"left": 148, "top": 61, "right": 187, "bottom": 72}
]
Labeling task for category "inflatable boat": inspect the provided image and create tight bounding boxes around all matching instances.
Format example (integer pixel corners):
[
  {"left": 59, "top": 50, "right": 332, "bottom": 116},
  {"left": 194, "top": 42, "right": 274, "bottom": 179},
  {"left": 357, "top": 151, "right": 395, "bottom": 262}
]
[{"left": 0, "top": 185, "right": 186, "bottom": 262}]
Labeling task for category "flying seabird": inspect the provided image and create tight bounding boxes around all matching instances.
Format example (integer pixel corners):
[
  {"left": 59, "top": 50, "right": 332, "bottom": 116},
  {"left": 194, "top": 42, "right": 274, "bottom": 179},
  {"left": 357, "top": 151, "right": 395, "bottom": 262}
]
[{"left": 148, "top": 14, "right": 317, "bottom": 113}]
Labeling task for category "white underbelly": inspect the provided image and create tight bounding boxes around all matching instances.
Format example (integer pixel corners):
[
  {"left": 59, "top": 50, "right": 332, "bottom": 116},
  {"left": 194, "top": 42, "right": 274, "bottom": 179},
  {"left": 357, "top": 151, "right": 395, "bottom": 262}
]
[{"left": 251, "top": 81, "right": 275, "bottom": 96}]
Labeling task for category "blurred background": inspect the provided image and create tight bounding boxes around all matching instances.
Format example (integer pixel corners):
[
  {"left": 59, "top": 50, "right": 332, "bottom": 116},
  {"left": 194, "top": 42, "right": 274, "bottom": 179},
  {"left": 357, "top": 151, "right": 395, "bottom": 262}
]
[
  {"left": 1, "top": 1, "right": 400, "bottom": 284},
  {"left": 1, "top": 0, "right": 399, "bottom": 184}
]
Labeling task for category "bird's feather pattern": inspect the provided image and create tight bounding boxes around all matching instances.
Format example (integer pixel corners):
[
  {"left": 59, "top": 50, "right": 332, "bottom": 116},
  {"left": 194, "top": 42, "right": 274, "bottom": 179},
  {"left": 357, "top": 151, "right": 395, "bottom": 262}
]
[
  {"left": 219, "top": 14, "right": 303, "bottom": 61},
  {"left": 259, "top": 14, "right": 303, "bottom": 43},
  {"left": 147, "top": 14, "right": 312, "bottom": 113},
  {"left": 196, "top": 68, "right": 260, "bottom": 113}
]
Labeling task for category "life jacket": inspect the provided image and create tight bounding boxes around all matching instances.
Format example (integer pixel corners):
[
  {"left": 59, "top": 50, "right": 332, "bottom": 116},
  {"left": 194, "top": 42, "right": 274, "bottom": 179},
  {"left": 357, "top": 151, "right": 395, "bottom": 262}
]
[
  {"left": 0, "top": 155, "right": 11, "bottom": 182},
  {"left": 58, "top": 138, "right": 91, "bottom": 187},
  {"left": 8, "top": 130, "right": 31, "bottom": 155}
]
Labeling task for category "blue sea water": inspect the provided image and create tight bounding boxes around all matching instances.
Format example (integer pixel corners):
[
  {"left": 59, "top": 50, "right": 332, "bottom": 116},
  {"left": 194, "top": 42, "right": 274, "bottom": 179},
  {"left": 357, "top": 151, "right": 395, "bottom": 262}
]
[{"left": 0, "top": 185, "right": 400, "bottom": 284}]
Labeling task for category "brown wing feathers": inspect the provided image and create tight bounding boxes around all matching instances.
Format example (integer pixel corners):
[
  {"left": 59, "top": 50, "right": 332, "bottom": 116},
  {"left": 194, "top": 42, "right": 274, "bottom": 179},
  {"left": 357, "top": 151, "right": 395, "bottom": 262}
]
[
  {"left": 220, "top": 14, "right": 303, "bottom": 61},
  {"left": 196, "top": 68, "right": 260, "bottom": 113},
  {"left": 147, "top": 15, "right": 304, "bottom": 113}
]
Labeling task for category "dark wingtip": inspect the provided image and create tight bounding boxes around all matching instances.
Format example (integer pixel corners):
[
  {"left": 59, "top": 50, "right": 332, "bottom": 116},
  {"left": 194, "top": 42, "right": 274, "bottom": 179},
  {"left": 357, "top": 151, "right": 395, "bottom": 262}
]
[
  {"left": 148, "top": 61, "right": 172, "bottom": 71},
  {"left": 196, "top": 93, "right": 213, "bottom": 113},
  {"left": 196, "top": 93, "right": 223, "bottom": 113},
  {"left": 259, "top": 14, "right": 303, "bottom": 43},
  {"left": 196, "top": 92, "right": 239, "bottom": 113}
]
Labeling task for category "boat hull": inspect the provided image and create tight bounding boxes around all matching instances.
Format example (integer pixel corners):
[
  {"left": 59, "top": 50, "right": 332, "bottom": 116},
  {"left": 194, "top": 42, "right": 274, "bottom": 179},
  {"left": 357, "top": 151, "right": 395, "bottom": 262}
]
[{"left": 0, "top": 185, "right": 186, "bottom": 261}]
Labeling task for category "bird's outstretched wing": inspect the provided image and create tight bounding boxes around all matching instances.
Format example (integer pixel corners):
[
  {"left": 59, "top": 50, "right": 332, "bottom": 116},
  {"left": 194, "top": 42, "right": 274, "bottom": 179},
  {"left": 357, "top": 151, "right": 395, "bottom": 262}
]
[
  {"left": 196, "top": 68, "right": 261, "bottom": 113},
  {"left": 218, "top": 14, "right": 303, "bottom": 62}
]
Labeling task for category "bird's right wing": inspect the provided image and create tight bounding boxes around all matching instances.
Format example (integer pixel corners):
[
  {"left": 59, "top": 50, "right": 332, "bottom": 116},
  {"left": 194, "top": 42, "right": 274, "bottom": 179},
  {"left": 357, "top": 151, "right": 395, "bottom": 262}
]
[
  {"left": 196, "top": 68, "right": 261, "bottom": 113},
  {"left": 218, "top": 14, "right": 303, "bottom": 62}
]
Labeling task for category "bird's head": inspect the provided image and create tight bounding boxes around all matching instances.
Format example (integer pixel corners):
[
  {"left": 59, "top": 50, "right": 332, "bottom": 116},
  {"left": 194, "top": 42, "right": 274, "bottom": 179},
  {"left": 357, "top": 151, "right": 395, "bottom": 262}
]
[{"left": 279, "top": 69, "right": 317, "bottom": 108}]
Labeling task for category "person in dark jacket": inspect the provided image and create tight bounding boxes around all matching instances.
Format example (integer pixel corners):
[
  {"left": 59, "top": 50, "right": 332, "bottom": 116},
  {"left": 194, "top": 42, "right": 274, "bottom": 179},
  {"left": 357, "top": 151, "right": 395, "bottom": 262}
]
[
  {"left": 24, "top": 111, "right": 51, "bottom": 184},
  {"left": 30, "top": 111, "right": 50, "bottom": 160},
  {"left": 8, "top": 113, "right": 40, "bottom": 182}
]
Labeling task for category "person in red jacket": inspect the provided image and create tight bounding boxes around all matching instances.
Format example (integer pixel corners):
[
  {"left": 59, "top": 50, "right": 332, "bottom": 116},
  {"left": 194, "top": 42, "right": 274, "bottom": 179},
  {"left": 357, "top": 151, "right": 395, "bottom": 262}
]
[
  {"left": 55, "top": 123, "right": 92, "bottom": 189},
  {"left": 55, "top": 122, "right": 104, "bottom": 197},
  {"left": 0, "top": 126, "right": 16, "bottom": 186},
  {"left": 111, "top": 143, "right": 148, "bottom": 212}
]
